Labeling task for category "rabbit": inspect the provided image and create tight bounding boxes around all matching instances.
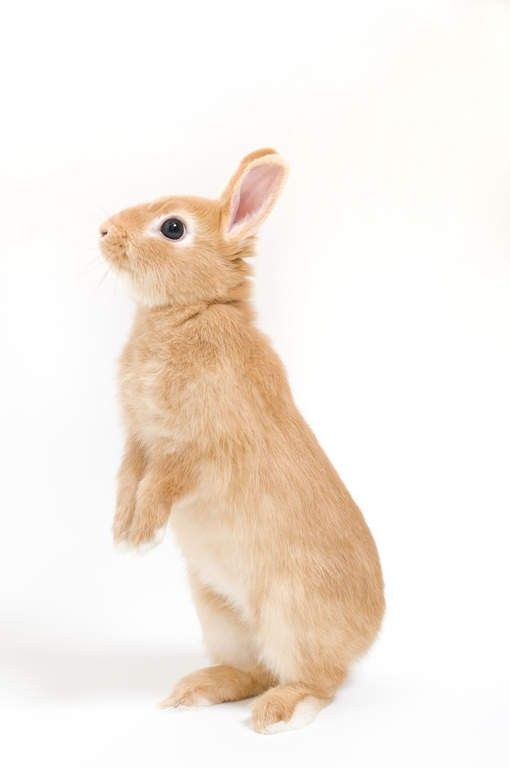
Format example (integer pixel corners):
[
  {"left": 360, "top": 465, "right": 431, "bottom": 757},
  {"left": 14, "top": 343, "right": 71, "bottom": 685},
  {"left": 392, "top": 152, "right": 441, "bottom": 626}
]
[{"left": 99, "top": 148, "right": 385, "bottom": 734}]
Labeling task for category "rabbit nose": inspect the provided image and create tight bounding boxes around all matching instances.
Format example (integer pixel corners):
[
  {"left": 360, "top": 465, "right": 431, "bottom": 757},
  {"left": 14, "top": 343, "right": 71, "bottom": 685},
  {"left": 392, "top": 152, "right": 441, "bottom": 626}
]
[{"left": 99, "top": 219, "right": 111, "bottom": 237}]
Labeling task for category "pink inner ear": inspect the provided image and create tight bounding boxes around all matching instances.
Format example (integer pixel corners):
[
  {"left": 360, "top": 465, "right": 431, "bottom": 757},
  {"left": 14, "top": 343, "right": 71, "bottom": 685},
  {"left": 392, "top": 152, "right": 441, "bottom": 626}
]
[{"left": 229, "top": 164, "right": 282, "bottom": 230}]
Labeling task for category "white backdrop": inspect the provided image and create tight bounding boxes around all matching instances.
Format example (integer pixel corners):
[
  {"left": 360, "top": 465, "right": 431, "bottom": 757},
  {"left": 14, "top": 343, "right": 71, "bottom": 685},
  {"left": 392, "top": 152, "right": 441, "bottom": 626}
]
[{"left": 2, "top": 1, "right": 510, "bottom": 766}]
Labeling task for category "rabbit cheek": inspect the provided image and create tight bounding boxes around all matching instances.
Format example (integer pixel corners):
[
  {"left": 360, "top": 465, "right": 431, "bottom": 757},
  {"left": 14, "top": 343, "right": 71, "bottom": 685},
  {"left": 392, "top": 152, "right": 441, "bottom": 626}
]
[{"left": 128, "top": 259, "right": 169, "bottom": 307}]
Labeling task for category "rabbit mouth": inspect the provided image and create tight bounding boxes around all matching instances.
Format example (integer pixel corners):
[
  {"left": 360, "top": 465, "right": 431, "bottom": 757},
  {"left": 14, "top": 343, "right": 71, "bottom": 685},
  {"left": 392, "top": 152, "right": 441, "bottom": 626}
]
[{"left": 100, "top": 236, "right": 130, "bottom": 271}]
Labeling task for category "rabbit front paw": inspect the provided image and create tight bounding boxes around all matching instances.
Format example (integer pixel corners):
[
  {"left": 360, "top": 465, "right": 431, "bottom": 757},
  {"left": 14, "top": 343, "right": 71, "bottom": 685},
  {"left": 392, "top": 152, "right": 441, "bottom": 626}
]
[
  {"left": 126, "top": 476, "right": 170, "bottom": 548},
  {"left": 127, "top": 515, "right": 166, "bottom": 548},
  {"left": 126, "top": 519, "right": 167, "bottom": 551},
  {"left": 112, "top": 496, "right": 136, "bottom": 543}
]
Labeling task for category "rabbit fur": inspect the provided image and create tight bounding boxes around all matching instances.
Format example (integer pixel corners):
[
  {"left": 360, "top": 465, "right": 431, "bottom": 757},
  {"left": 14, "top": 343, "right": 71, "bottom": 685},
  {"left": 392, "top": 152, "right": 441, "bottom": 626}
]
[{"left": 100, "top": 149, "right": 385, "bottom": 733}]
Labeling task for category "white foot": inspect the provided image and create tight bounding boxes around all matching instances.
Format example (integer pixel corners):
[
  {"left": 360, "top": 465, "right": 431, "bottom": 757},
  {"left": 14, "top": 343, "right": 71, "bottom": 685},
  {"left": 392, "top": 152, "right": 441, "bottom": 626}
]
[
  {"left": 260, "top": 697, "right": 325, "bottom": 734},
  {"left": 160, "top": 692, "right": 213, "bottom": 709}
]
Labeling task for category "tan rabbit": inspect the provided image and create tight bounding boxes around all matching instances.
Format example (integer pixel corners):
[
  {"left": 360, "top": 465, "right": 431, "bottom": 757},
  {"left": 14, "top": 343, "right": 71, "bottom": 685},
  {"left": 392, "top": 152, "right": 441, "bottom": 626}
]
[{"left": 100, "top": 148, "right": 385, "bottom": 733}]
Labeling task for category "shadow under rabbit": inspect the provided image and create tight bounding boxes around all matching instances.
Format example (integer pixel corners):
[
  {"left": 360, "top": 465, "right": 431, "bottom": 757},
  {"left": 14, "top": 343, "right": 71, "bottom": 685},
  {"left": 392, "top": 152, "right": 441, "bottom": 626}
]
[{"left": 1, "top": 624, "right": 205, "bottom": 702}]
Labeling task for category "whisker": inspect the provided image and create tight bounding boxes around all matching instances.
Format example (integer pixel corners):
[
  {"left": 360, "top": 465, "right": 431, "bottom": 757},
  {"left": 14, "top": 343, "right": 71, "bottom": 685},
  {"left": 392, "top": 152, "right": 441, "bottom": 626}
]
[
  {"left": 81, "top": 255, "right": 107, "bottom": 277},
  {"left": 97, "top": 265, "right": 112, "bottom": 288},
  {"left": 84, "top": 254, "right": 103, "bottom": 266}
]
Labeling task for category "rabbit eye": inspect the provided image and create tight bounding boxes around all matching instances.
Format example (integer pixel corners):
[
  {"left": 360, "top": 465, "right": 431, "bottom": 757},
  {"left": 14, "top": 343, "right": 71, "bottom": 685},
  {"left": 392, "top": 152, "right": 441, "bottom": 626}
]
[{"left": 160, "top": 217, "right": 186, "bottom": 240}]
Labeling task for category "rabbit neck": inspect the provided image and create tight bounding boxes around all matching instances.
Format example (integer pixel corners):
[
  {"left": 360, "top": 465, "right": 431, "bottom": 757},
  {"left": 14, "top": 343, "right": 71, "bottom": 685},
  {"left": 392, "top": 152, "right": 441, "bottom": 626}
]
[
  {"left": 136, "top": 294, "right": 254, "bottom": 329},
  {"left": 135, "top": 271, "right": 254, "bottom": 326}
]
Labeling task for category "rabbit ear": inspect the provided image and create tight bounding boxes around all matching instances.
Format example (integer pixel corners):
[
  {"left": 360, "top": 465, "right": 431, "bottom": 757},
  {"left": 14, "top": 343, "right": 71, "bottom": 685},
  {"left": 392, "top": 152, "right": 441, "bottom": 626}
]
[{"left": 221, "top": 149, "right": 287, "bottom": 239}]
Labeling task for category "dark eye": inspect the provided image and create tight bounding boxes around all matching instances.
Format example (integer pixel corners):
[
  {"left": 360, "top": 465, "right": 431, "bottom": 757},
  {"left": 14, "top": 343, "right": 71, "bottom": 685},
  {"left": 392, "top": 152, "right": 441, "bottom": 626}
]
[{"left": 160, "top": 217, "right": 186, "bottom": 240}]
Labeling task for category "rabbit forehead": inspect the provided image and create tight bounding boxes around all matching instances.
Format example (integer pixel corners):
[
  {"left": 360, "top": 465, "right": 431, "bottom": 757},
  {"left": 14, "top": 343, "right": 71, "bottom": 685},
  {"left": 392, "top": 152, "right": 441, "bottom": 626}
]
[
  {"left": 147, "top": 195, "right": 220, "bottom": 221},
  {"left": 114, "top": 196, "right": 220, "bottom": 231}
]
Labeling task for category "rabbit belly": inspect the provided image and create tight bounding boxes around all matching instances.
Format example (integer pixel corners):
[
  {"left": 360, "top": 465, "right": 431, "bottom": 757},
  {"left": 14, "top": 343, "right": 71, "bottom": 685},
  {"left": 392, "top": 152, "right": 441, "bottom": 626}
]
[{"left": 170, "top": 491, "right": 253, "bottom": 623}]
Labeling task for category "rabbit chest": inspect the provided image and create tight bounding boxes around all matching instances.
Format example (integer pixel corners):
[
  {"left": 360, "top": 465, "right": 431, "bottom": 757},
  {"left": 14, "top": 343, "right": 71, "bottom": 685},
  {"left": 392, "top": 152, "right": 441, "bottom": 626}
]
[
  {"left": 121, "top": 328, "right": 255, "bottom": 618},
  {"left": 120, "top": 350, "right": 189, "bottom": 449}
]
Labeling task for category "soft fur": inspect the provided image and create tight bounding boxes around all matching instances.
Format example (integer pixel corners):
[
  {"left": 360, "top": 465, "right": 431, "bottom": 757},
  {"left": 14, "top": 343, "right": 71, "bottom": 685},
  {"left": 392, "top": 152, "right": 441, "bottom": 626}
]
[{"left": 100, "top": 148, "right": 385, "bottom": 733}]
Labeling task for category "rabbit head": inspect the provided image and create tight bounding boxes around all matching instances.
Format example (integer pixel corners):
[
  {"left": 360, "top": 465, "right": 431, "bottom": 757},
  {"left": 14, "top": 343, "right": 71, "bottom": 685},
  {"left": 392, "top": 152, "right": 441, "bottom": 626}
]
[{"left": 99, "top": 148, "right": 287, "bottom": 307}]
